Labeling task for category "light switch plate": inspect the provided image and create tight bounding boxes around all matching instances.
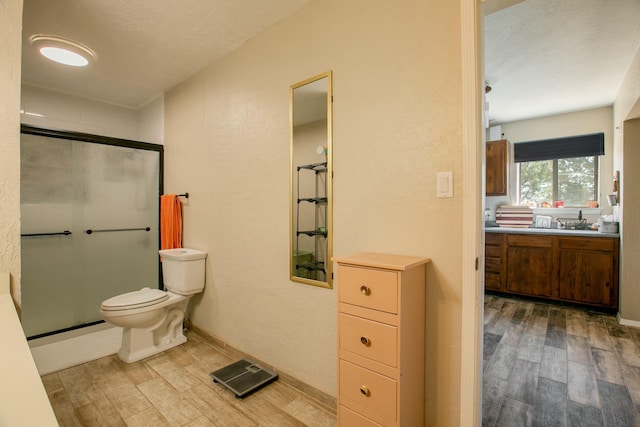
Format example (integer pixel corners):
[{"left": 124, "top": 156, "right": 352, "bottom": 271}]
[{"left": 437, "top": 172, "right": 453, "bottom": 198}]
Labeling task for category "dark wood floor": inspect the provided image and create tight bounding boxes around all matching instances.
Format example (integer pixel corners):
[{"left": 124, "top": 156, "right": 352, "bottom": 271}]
[{"left": 483, "top": 294, "right": 640, "bottom": 427}]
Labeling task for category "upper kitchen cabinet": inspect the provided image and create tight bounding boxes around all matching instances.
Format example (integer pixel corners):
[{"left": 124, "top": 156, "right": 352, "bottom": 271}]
[{"left": 486, "top": 139, "right": 509, "bottom": 196}]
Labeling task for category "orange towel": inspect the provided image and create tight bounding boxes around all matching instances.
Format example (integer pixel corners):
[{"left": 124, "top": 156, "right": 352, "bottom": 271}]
[{"left": 160, "top": 194, "right": 182, "bottom": 249}]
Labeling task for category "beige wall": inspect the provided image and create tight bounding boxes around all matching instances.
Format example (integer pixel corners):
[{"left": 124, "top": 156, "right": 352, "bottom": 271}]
[
  {"left": 621, "top": 118, "right": 640, "bottom": 321},
  {"left": 615, "top": 46, "right": 640, "bottom": 322},
  {"left": 0, "top": 0, "right": 23, "bottom": 308},
  {"left": 614, "top": 47, "right": 640, "bottom": 131},
  {"left": 165, "top": 0, "right": 465, "bottom": 424}
]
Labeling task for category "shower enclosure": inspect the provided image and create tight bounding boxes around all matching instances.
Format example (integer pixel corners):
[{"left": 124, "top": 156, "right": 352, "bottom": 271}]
[{"left": 20, "top": 126, "right": 163, "bottom": 339}]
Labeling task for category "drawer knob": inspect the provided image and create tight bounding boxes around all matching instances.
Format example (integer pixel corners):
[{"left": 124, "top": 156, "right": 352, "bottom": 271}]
[
  {"left": 360, "top": 385, "right": 370, "bottom": 397},
  {"left": 360, "top": 336, "right": 371, "bottom": 346},
  {"left": 360, "top": 285, "right": 371, "bottom": 296}
]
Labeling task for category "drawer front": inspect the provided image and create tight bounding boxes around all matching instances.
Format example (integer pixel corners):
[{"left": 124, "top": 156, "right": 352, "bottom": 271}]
[
  {"left": 339, "top": 405, "right": 383, "bottom": 427},
  {"left": 339, "top": 313, "right": 397, "bottom": 367},
  {"left": 339, "top": 266, "right": 398, "bottom": 314},
  {"left": 485, "top": 256, "right": 501, "bottom": 273},
  {"left": 485, "top": 245, "right": 502, "bottom": 258},
  {"left": 339, "top": 359, "right": 397, "bottom": 420},
  {"left": 559, "top": 237, "right": 616, "bottom": 252},
  {"left": 507, "top": 234, "right": 553, "bottom": 248},
  {"left": 485, "top": 273, "right": 501, "bottom": 290},
  {"left": 485, "top": 233, "right": 504, "bottom": 245}
]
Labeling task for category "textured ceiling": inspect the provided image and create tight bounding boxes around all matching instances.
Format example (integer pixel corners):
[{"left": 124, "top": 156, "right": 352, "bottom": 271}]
[
  {"left": 21, "top": 0, "right": 640, "bottom": 122},
  {"left": 485, "top": 0, "right": 640, "bottom": 125},
  {"left": 21, "top": 0, "right": 311, "bottom": 108}
]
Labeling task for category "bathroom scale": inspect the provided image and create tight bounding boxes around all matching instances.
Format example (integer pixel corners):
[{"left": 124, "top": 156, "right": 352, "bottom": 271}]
[{"left": 209, "top": 359, "right": 278, "bottom": 398}]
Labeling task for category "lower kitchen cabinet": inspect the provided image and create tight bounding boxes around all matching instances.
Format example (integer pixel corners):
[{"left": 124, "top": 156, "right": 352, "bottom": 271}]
[
  {"left": 505, "top": 234, "right": 555, "bottom": 297},
  {"left": 558, "top": 237, "right": 619, "bottom": 307},
  {"left": 484, "top": 231, "right": 619, "bottom": 310},
  {"left": 333, "top": 253, "right": 430, "bottom": 427},
  {"left": 485, "top": 233, "right": 506, "bottom": 291}
]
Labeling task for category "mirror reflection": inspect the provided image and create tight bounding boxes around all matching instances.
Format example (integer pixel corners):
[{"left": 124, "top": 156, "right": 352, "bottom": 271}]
[{"left": 290, "top": 71, "right": 333, "bottom": 288}]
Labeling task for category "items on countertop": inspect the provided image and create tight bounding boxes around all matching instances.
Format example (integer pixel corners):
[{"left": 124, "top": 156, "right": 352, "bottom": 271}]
[
  {"left": 495, "top": 205, "right": 533, "bottom": 228},
  {"left": 491, "top": 203, "right": 620, "bottom": 234},
  {"left": 594, "top": 215, "right": 619, "bottom": 233}
]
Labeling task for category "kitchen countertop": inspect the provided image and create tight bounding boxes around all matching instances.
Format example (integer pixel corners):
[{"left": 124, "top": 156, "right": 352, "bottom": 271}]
[{"left": 486, "top": 226, "right": 619, "bottom": 238}]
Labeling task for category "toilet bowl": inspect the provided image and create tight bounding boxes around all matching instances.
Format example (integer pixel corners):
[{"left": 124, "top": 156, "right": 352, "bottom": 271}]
[{"left": 100, "top": 248, "right": 207, "bottom": 363}]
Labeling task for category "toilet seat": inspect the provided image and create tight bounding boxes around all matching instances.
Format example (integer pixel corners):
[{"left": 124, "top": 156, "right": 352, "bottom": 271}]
[{"left": 101, "top": 288, "right": 169, "bottom": 311}]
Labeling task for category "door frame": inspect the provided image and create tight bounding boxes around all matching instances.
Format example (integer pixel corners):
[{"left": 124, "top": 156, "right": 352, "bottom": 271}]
[{"left": 460, "top": 0, "right": 484, "bottom": 424}]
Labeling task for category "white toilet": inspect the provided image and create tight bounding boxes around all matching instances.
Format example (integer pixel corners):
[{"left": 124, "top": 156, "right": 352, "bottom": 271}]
[{"left": 100, "top": 248, "right": 207, "bottom": 363}]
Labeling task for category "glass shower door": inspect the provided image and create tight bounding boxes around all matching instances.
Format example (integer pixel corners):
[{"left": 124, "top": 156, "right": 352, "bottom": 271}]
[{"left": 20, "top": 130, "right": 161, "bottom": 338}]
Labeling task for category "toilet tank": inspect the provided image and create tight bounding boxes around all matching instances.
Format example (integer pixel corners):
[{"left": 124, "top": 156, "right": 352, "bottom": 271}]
[{"left": 159, "top": 248, "right": 207, "bottom": 295}]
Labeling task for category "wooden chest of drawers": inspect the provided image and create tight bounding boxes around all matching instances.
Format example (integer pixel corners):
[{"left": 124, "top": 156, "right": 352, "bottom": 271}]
[{"left": 333, "top": 253, "right": 430, "bottom": 426}]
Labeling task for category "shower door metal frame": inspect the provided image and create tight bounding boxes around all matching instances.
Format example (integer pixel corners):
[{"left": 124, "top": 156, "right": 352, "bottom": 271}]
[{"left": 20, "top": 124, "right": 164, "bottom": 339}]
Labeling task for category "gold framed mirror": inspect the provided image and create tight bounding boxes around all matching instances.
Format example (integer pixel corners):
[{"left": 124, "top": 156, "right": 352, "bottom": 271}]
[{"left": 290, "top": 71, "right": 333, "bottom": 288}]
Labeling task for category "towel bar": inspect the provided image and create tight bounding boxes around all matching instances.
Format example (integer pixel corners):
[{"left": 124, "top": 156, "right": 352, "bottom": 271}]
[
  {"left": 86, "top": 227, "right": 150, "bottom": 234},
  {"left": 21, "top": 230, "right": 72, "bottom": 237}
]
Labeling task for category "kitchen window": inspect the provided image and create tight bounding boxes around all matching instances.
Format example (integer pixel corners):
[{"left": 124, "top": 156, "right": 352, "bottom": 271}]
[{"left": 514, "top": 133, "right": 604, "bottom": 208}]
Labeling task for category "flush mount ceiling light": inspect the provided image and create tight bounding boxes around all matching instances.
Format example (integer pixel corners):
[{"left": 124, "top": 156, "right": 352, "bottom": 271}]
[{"left": 29, "top": 35, "right": 96, "bottom": 67}]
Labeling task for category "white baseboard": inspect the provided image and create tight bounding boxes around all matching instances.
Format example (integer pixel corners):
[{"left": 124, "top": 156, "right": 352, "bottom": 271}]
[
  {"left": 29, "top": 324, "right": 122, "bottom": 375},
  {"left": 617, "top": 313, "right": 640, "bottom": 328}
]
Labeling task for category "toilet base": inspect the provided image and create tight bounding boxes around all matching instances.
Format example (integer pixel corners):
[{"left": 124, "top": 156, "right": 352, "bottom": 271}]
[
  {"left": 118, "top": 330, "right": 187, "bottom": 363},
  {"left": 116, "top": 301, "right": 190, "bottom": 363}
]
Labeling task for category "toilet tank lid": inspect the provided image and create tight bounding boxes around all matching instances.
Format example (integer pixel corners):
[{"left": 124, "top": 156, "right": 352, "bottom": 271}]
[
  {"left": 159, "top": 248, "right": 207, "bottom": 261},
  {"left": 102, "top": 288, "right": 168, "bottom": 309}
]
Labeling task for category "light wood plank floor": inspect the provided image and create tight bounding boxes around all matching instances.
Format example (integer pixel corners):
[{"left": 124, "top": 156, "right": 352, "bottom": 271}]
[
  {"left": 42, "top": 330, "right": 337, "bottom": 426},
  {"left": 483, "top": 294, "right": 640, "bottom": 427}
]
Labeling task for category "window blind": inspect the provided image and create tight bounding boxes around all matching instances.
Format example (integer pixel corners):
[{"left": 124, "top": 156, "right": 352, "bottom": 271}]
[{"left": 513, "top": 132, "right": 604, "bottom": 163}]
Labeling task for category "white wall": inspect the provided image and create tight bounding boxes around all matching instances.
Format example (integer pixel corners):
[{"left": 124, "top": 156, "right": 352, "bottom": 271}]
[
  {"left": 138, "top": 97, "right": 165, "bottom": 144},
  {"left": 21, "top": 85, "right": 163, "bottom": 144},
  {"left": 0, "top": 0, "right": 24, "bottom": 308},
  {"left": 164, "top": 0, "right": 466, "bottom": 424},
  {"left": 486, "top": 106, "right": 614, "bottom": 224}
]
